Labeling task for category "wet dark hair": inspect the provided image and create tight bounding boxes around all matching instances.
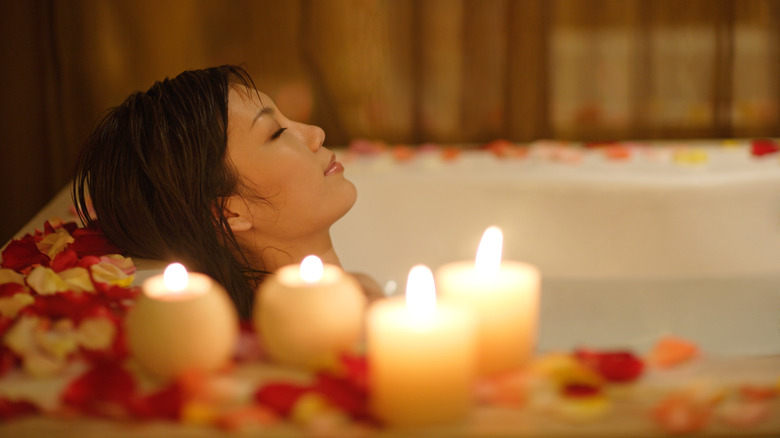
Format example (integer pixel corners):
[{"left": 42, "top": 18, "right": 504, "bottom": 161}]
[{"left": 72, "top": 65, "right": 265, "bottom": 319}]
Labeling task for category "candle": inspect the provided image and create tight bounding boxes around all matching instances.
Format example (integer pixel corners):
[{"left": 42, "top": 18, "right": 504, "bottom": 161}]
[
  {"left": 436, "top": 226, "right": 540, "bottom": 375},
  {"left": 368, "top": 265, "right": 475, "bottom": 427},
  {"left": 254, "top": 255, "right": 366, "bottom": 368},
  {"left": 126, "top": 263, "right": 239, "bottom": 379}
]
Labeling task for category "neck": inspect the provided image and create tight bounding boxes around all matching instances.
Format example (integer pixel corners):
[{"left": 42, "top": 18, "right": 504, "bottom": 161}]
[{"left": 249, "top": 230, "right": 341, "bottom": 272}]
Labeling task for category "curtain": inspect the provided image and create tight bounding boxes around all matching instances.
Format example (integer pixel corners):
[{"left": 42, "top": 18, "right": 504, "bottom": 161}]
[{"left": 1, "top": 0, "right": 778, "bottom": 242}]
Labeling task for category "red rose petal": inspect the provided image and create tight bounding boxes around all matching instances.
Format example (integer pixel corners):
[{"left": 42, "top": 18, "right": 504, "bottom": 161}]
[
  {"left": 751, "top": 139, "right": 779, "bottom": 157},
  {"left": 1, "top": 239, "right": 49, "bottom": 272},
  {"left": 563, "top": 383, "right": 602, "bottom": 398},
  {"left": 95, "top": 282, "right": 141, "bottom": 301},
  {"left": 76, "top": 255, "right": 102, "bottom": 268},
  {"left": 0, "top": 397, "right": 39, "bottom": 420},
  {"left": 313, "top": 373, "right": 369, "bottom": 420},
  {"left": 30, "top": 291, "right": 95, "bottom": 320},
  {"left": 481, "top": 139, "right": 515, "bottom": 157},
  {"left": 70, "top": 226, "right": 122, "bottom": 257},
  {"left": 255, "top": 383, "right": 310, "bottom": 417},
  {"left": 61, "top": 362, "right": 137, "bottom": 417},
  {"left": 130, "top": 382, "right": 185, "bottom": 420},
  {"left": 0, "top": 282, "right": 26, "bottom": 298},
  {"left": 575, "top": 349, "right": 644, "bottom": 383},
  {"left": 50, "top": 249, "right": 79, "bottom": 272},
  {"left": 340, "top": 353, "right": 369, "bottom": 394},
  {"left": 0, "top": 345, "right": 19, "bottom": 377}
]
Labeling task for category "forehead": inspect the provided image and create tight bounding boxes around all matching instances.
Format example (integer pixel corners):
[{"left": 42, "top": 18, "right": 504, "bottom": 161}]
[{"left": 228, "top": 85, "right": 273, "bottom": 116}]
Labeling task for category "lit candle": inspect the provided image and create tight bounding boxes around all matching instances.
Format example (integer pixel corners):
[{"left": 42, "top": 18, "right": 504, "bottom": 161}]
[
  {"left": 254, "top": 255, "right": 366, "bottom": 368},
  {"left": 436, "top": 226, "right": 540, "bottom": 375},
  {"left": 368, "top": 265, "right": 475, "bottom": 427},
  {"left": 125, "top": 263, "right": 239, "bottom": 379}
]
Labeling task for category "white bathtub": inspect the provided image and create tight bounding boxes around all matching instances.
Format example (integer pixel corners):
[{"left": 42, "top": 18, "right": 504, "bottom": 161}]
[
  {"left": 12, "top": 145, "right": 780, "bottom": 357},
  {"left": 332, "top": 146, "right": 780, "bottom": 357}
]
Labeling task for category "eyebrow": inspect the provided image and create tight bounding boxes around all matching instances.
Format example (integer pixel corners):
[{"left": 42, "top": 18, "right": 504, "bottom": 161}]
[{"left": 251, "top": 107, "right": 275, "bottom": 127}]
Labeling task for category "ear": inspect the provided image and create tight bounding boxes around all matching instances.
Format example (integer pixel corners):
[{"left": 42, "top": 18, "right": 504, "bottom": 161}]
[{"left": 222, "top": 195, "right": 253, "bottom": 233}]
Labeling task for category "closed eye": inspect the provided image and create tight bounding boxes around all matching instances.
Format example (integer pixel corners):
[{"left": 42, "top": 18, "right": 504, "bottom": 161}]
[{"left": 271, "top": 127, "right": 287, "bottom": 140}]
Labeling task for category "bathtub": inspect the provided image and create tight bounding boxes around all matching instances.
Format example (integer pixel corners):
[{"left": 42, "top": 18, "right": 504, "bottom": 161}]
[
  {"left": 11, "top": 143, "right": 780, "bottom": 357},
  {"left": 331, "top": 145, "right": 780, "bottom": 357}
]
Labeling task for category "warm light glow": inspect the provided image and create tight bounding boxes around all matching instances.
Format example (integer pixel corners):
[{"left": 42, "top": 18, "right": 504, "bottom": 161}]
[
  {"left": 405, "top": 264, "right": 436, "bottom": 320},
  {"left": 163, "top": 263, "right": 189, "bottom": 292},
  {"left": 300, "top": 255, "right": 324, "bottom": 283},
  {"left": 475, "top": 226, "right": 503, "bottom": 275}
]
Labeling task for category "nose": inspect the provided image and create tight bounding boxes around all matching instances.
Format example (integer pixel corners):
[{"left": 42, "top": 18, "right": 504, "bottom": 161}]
[{"left": 306, "top": 124, "right": 325, "bottom": 152}]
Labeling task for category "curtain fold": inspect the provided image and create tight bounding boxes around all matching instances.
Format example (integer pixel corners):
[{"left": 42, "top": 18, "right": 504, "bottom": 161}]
[{"left": 1, "top": 0, "right": 778, "bottom": 242}]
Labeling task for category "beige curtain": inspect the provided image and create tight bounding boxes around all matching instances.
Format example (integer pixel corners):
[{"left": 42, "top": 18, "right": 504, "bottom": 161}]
[{"left": 1, "top": 0, "right": 778, "bottom": 242}]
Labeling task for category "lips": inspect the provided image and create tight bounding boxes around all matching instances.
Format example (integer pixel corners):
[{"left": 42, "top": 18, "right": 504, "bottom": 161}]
[{"left": 324, "top": 154, "right": 344, "bottom": 176}]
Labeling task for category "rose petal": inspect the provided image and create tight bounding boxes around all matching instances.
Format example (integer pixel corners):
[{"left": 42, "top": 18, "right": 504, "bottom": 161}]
[
  {"left": 652, "top": 393, "right": 712, "bottom": 434},
  {"left": 0, "top": 282, "right": 26, "bottom": 298},
  {"left": 0, "top": 268, "right": 25, "bottom": 286},
  {"left": 61, "top": 362, "right": 137, "bottom": 417},
  {"left": 647, "top": 336, "right": 699, "bottom": 369},
  {"left": 69, "top": 226, "right": 122, "bottom": 257},
  {"left": 58, "top": 267, "right": 96, "bottom": 293},
  {"left": 255, "top": 383, "right": 310, "bottom": 417},
  {"left": 0, "top": 345, "right": 18, "bottom": 377},
  {"left": 35, "top": 228, "right": 74, "bottom": 260},
  {"left": 313, "top": 373, "right": 369, "bottom": 420},
  {"left": 99, "top": 255, "right": 137, "bottom": 275},
  {"left": 25, "top": 266, "right": 71, "bottom": 295},
  {"left": 30, "top": 291, "right": 97, "bottom": 321},
  {"left": 90, "top": 262, "right": 134, "bottom": 288},
  {"left": 77, "top": 255, "right": 102, "bottom": 268},
  {"left": 575, "top": 349, "right": 644, "bottom": 383},
  {"left": 77, "top": 316, "right": 117, "bottom": 351},
  {"left": 3, "top": 315, "right": 39, "bottom": 356},
  {"left": 0, "top": 397, "right": 40, "bottom": 420},
  {"left": 1, "top": 239, "right": 49, "bottom": 272},
  {"left": 751, "top": 138, "right": 779, "bottom": 157},
  {"left": 34, "top": 319, "right": 79, "bottom": 360},
  {"left": 130, "top": 382, "right": 185, "bottom": 420},
  {"left": 50, "top": 249, "right": 79, "bottom": 272},
  {"left": 0, "top": 293, "right": 35, "bottom": 319}
]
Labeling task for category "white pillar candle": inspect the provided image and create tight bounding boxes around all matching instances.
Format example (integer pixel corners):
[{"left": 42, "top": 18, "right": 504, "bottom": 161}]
[
  {"left": 368, "top": 265, "right": 475, "bottom": 427},
  {"left": 436, "top": 226, "right": 540, "bottom": 375},
  {"left": 126, "top": 263, "right": 239, "bottom": 379},
  {"left": 254, "top": 255, "right": 366, "bottom": 368}
]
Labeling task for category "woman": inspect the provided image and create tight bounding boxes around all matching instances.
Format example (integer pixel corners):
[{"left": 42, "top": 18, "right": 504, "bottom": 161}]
[{"left": 73, "top": 65, "right": 378, "bottom": 319}]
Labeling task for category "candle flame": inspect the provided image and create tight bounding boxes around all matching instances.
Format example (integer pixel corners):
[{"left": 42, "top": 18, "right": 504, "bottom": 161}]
[
  {"left": 405, "top": 264, "right": 436, "bottom": 320},
  {"left": 300, "top": 255, "right": 324, "bottom": 283},
  {"left": 163, "top": 263, "right": 189, "bottom": 292},
  {"left": 475, "top": 226, "right": 503, "bottom": 276}
]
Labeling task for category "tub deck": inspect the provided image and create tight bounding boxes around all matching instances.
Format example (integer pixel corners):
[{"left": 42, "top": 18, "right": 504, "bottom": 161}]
[{"left": 2, "top": 184, "right": 779, "bottom": 437}]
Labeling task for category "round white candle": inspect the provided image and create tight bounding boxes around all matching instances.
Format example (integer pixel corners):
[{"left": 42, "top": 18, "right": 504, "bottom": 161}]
[
  {"left": 126, "top": 263, "right": 239, "bottom": 379},
  {"left": 368, "top": 265, "right": 476, "bottom": 427},
  {"left": 436, "top": 226, "right": 540, "bottom": 375},
  {"left": 254, "top": 255, "right": 366, "bottom": 368}
]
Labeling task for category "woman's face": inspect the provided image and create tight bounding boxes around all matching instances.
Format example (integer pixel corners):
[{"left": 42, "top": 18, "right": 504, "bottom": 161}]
[{"left": 225, "top": 85, "right": 356, "bottom": 241}]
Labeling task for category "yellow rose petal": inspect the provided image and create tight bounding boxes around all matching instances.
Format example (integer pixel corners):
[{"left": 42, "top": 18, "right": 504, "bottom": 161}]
[
  {"left": 0, "top": 293, "right": 34, "bottom": 318},
  {"left": 90, "top": 262, "right": 134, "bottom": 287},
  {"left": 59, "top": 267, "right": 96, "bottom": 293},
  {"left": 26, "top": 266, "right": 70, "bottom": 295},
  {"left": 0, "top": 268, "right": 25, "bottom": 285},
  {"left": 34, "top": 322, "right": 79, "bottom": 360},
  {"left": 77, "top": 316, "right": 117, "bottom": 350},
  {"left": 35, "top": 228, "right": 74, "bottom": 260},
  {"left": 4, "top": 316, "right": 39, "bottom": 355}
]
